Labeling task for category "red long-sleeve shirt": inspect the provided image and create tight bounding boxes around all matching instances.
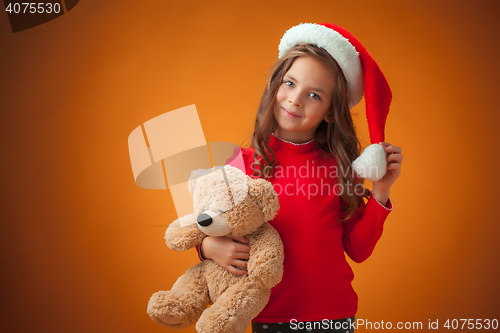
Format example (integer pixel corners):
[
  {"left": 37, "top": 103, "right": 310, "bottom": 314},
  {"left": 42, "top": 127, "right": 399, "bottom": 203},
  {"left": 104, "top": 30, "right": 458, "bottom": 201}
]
[{"left": 200, "top": 134, "right": 393, "bottom": 323}]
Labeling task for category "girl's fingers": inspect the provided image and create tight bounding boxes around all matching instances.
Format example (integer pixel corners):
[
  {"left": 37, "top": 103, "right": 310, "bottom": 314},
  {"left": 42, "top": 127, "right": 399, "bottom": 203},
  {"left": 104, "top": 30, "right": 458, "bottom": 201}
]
[
  {"left": 384, "top": 145, "right": 402, "bottom": 155},
  {"left": 386, "top": 162, "right": 401, "bottom": 171},
  {"left": 234, "top": 243, "right": 251, "bottom": 253},
  {"left": 379, "top": 142, "right": 402, "bottom": 154},
  {"left": 235, "top": 252, "right": 251, "bottom": 260},
  {"left": 386, "top": 153, "right": 403, "bottom": 164},
  {"left": 226, "top": 265, "right": 248, "bottom": 276},
  {"left": 231, "top": 259, "right": 248, "bottom": 268},
  {"left": 225, "top": 236, "right": 251, "bottom": 276}
]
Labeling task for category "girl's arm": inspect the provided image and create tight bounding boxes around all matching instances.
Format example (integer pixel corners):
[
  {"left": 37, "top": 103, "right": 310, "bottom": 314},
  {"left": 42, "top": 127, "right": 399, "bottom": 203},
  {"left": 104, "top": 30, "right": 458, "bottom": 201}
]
[
  {"left": 198, "top": 235, "right": 251, "bottom": 276},
  {"left": 342, "top": 143, "right": 402, "bottom": 263},
  {"left": 341, "top": 195, "right": 392, "bottom": 263}
]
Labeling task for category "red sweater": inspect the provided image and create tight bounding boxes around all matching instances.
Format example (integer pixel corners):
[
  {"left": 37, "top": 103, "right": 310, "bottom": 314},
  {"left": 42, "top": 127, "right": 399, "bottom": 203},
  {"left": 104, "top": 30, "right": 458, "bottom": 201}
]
[{"left": 202, "top": 134, "right": 393, "bottom": 323}]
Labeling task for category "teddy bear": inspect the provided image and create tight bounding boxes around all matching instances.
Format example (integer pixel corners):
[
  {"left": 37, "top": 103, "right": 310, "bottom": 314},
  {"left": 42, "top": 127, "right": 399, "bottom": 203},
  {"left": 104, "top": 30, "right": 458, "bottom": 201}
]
[{"left": 147, "top": 164, "right": 284, "bottom": 333}]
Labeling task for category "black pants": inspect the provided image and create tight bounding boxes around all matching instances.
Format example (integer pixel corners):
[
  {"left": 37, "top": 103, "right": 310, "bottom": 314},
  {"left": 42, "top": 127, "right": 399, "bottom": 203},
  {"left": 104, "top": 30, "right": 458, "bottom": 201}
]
[{"left": 252, "top": 316, "right": 355, "bottom": 333}]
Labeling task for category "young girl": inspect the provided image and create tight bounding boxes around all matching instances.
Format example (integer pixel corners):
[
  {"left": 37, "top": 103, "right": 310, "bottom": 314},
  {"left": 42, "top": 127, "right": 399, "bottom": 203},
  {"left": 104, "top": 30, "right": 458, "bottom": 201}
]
[{"left": 199, "top": 23, "right": 402, "bottom": 333}]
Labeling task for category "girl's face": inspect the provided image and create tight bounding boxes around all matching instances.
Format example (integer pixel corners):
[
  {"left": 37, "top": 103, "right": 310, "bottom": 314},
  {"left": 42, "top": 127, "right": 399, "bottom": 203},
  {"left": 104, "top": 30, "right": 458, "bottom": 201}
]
[{"left": 273, "top": 56, "right": 335, "bottom": 144}]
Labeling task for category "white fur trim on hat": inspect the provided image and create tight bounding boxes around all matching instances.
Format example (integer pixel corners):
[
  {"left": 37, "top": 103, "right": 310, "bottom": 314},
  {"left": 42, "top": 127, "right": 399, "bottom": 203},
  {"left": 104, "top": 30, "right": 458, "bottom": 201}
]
[
  {"left": 278, "top": 23, "right": 364, "bottom": 109},
  {"left": 352, "top": 144, "right": 387, "bottom": 181}
]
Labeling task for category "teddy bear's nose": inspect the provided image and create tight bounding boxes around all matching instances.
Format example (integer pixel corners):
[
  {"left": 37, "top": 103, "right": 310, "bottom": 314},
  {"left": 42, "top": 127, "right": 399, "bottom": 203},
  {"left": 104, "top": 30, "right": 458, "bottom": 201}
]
[{"left": 197, "top": 213, "right": 213, "bottom": 227}]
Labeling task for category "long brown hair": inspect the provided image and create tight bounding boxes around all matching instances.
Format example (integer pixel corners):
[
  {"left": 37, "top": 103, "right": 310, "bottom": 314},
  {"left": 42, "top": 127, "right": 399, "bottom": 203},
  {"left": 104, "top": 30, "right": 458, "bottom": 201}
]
[{"left": 250, "top": 43, "right": 370, "bottom": 221}]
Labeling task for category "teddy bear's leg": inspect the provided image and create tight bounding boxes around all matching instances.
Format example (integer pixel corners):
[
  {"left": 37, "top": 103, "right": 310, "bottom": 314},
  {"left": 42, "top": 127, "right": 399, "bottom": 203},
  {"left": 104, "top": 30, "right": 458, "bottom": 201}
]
[
  {"left": 196, "top": 280, "right": 271, "bottom": 333},
  {"left": 147, "top": 263, "right": 209, "bottom": 329}
]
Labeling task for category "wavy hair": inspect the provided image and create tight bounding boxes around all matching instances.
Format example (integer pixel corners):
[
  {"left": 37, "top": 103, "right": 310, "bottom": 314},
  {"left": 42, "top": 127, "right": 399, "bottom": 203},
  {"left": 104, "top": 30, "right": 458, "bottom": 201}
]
[{"left": 249, "top": 43, "right": 370, "bottom": 221}]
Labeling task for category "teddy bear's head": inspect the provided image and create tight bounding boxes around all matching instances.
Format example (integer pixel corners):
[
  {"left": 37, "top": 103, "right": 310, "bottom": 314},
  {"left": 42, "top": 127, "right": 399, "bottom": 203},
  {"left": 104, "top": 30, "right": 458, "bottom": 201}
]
[{"left": 187, "top": 165, "right": 279, "bottom": 237}]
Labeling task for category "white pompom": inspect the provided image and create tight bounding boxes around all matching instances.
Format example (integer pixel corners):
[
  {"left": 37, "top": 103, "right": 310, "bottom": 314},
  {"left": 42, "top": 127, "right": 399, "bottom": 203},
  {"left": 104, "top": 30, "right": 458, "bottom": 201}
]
[{"left": 352, "top": 144, "right": 387, "bottom": 181}]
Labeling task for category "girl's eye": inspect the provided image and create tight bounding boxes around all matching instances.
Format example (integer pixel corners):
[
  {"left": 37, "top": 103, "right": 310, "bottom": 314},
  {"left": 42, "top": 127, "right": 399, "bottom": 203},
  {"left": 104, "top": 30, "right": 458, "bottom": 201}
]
[
  {"left": 284, "top": 80, "right": 294, "bottom": 87},
  {"left": 310, "top": 93, "right": 321, "bottom": 100}
]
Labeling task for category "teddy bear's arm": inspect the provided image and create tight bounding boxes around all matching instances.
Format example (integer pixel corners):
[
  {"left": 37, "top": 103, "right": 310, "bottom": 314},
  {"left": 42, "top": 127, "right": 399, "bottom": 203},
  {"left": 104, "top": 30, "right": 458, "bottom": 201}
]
[
  {"left": 246, "top": 223, "right": 284, "bottom": 289},
  {"left": 165, "top": 214, "right": 206, "bottom": 251}
]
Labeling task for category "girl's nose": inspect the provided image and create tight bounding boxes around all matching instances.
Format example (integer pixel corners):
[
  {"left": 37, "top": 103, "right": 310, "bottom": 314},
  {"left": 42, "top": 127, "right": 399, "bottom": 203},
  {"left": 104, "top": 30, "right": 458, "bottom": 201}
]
[{"left": 288, "top": 91, "right": 302, "bottom": 107}]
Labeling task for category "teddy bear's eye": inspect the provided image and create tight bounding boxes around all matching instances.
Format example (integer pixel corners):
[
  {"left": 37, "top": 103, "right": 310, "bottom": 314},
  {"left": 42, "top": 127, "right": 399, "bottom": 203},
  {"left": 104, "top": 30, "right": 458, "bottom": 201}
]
[{"left": 256, "top": 199, "right": 263, "bottom": 210}]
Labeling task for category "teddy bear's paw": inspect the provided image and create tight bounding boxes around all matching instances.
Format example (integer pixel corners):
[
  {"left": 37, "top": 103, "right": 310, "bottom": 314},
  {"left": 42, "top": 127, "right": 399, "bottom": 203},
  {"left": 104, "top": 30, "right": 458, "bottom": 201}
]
[
  {"left": 156, "top": 313, "right": 182, "bottom": 326},
  {"left": 196, "top": 318, "right": 247, "bottom": 333},
  {"left": 196, "top": 310, "right": 248, "bottom": 333},
  {"left": 147, "top": 291, "right": 191, "bottom": 328}
]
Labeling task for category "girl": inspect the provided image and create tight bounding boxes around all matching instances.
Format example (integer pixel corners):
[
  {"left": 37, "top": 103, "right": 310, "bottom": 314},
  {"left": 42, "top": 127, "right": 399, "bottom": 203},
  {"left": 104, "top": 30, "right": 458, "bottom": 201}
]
[{"left": 199, "top": 23, "right": 402, "bottom": 333}]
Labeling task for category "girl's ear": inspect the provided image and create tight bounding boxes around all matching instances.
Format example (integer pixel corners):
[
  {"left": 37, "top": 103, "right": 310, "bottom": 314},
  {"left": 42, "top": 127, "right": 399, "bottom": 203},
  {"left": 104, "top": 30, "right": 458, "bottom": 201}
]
[{"left": 324, "top": 114, "right": 334, "bottom": 123}]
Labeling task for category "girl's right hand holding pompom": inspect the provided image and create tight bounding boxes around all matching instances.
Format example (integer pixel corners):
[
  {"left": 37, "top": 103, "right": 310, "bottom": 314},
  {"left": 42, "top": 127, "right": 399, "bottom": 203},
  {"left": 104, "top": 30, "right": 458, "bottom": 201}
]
[{"left": 200, "top": 236, "right": 250, "bottom": 276}]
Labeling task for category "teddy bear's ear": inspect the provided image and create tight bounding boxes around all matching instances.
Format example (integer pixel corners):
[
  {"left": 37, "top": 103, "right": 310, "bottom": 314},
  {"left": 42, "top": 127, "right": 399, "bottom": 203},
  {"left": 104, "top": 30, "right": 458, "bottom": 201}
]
[
  {"left": 188, "top": 168, "right": 213, "bottom": 195},
  {"left": 247, "top": 178, "right": 280, "bottom": 221}
]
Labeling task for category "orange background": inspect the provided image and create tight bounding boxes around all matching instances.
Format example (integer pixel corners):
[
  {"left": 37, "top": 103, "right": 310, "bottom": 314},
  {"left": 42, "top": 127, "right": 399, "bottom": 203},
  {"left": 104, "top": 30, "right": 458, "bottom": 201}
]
[{"left": 1, "top": 0, "right": 499, "bottom": 332}]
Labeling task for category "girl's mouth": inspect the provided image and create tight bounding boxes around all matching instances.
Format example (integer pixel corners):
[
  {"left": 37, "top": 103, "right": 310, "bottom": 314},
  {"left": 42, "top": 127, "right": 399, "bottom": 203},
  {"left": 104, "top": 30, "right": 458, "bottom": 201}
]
[{"left": 282, "top": 107, "right": 301, "bottom": 118}]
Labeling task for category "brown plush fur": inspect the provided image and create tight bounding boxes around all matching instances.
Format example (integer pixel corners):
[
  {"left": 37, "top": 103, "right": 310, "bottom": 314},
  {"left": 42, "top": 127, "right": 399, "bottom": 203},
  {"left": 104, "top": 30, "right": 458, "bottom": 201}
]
[{"left": 147, "top": 165, "right": 284, "bottom": 333}]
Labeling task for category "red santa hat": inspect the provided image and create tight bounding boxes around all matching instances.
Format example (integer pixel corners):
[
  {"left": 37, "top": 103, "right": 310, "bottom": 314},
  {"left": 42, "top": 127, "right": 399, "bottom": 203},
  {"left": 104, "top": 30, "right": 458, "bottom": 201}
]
[{"left": 278, "top": 23, "right": 392, "bottom": 181}]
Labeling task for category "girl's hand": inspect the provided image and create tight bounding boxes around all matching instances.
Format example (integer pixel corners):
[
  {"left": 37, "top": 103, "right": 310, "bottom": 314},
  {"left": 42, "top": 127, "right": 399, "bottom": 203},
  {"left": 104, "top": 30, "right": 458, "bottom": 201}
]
[
  {"left": 200, "top": 235, "right": 250, "bottom": 276},
  {"left": 371, "top": 142, "right": 403, "bottom": 205}
]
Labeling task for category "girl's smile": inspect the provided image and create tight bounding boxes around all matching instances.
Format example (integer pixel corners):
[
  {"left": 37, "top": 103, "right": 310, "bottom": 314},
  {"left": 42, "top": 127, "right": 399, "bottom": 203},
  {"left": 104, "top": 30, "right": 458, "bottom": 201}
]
[
  {"left": 273, "top": 56, "right": 335, "bottom": 144},
  {"left": 281, "top": 106, "right": 301, "bottom": 118}
]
